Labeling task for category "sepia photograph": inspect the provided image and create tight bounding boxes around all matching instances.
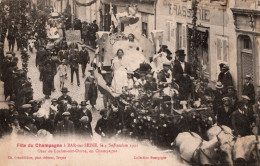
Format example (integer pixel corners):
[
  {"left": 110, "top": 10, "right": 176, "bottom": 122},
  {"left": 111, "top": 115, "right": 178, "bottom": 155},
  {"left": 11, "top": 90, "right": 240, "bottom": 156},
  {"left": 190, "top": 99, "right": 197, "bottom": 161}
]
[{"left": 0, "top": 0, "right": 260, "bottom": 165}]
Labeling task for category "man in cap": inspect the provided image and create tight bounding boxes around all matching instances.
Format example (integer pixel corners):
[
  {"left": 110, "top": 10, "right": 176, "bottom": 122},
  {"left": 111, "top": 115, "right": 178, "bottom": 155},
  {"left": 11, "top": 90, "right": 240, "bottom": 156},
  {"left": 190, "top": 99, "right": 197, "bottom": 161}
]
[
  {"left": 0, "top": 101, "right": 16, "bottom": 134},
  {"left": 220, "top": 64, "right": 233, "bottom": 93},
  {"left": 55, "top": 112, "right": 75, "bottom": 136},
  {"left": 69, "top": 48, "right": 80, "bottom": 86},
  {"left": 78, "top": 116, "right": 93, "bottom": 139},
  {"left": 172, "top": 50, "right": 193, "bottom": 100},
  {"left": 79, "top": 44, "right": 90, "bottom": 78},
  {"left": 58, "top": 87, "right": 72, "bottom": 104},
  {"left": 157, "top": 61, "right": 172, "bottom": 87},
  {"left": 215, "top": 96, "right": 234, "bottom": 128},
  {"left": 242, "top": 75, "right": 255, "bottom": 105},
  {"left": 85, "top": 69, "right": 98, "bottom": 110},
  {"left": 58, "top": 45, "right": 69, "bottom": 63},
  {"left": 232, "top": 101, "right": 254, "bottom": 137},
  {"left": 95, "top": 109, "right": 114, "bottom": 139},
  {"left": 19, "top": 104, "right": 33, "bottom": 127},
  {"left": 79, "top": 101, "right": 92, "bottom": 131}
]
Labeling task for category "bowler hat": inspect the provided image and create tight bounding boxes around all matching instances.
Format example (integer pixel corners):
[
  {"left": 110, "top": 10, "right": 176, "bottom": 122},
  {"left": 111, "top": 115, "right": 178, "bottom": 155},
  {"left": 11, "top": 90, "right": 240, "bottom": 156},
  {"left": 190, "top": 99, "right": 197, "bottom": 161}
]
[
  {"left": 61, "top": 87, "right": 69, "bottom": 92},
  {"left": 80, "top": 101, "right": 88, "bottom": 106},
  {"left": 175, "top": 50, "right": 185, "bottom": 57}
]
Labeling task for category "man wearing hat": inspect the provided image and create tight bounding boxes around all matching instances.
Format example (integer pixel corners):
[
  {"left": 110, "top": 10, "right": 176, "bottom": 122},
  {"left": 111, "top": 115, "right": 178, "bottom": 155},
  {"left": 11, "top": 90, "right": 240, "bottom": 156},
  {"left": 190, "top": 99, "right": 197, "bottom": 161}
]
[
  {"left": 157, "top": 61, "right": 171, "bottom": 88},
  {"left": 36, "top": 45, "right": 47, "bottom": 81},
  {"left": 232, "top": 101, "right": 254, "bottom": 137},
  {"left": 95, "top": 109, "right": 114, "bottom": 139},
  {"left": 58, "top": 45, "right": 69, "bottom": 63},
  {"left": 215, "top": 96, "right": 234, "bottom": 128},
  {"left": 172, "top": 50, "right": 193, "bottom": 100},
  {"left": 213, "top": 82, "right": 225, "bottom": 111},
  {"left": 68, "top": 48, "right": 80, "bottom": 86},
  {"left": 57, "top": 59, "right": 68, "bottom": 89},
  {"left": 217, "top": 63, "right": 225, "bottom": 82},
  {"left": 79, "top": 101, "right": 92, "bottom": 131},
  {"left": 79, "top": 44, "right": 90, "bottom": 78},
  {"left": 78, "top": 116, "right": 93, "bottom": 139},
  {"left": 0, "top": 101, "right": 17, "bottom": 134},
  {"left": 58, "top": 87, "right": 72, "bottom": 104},
  {"left": 19, "top": 104, "right": 33, "bottom": 127},
  {"left": 242, "top": 75, "right": 255, "bottom": 105},
  {"left": 85, "top": 69, "right": 98, "bottom": 110},
  {"left": 56, "top": 112, "right": 75, "bottom": 136},
  {"left": 7, "top": 20, "right": 17, "bottom": 52},
  {"left": 220, "top": 64, "right": 233, "bottom": 93}
]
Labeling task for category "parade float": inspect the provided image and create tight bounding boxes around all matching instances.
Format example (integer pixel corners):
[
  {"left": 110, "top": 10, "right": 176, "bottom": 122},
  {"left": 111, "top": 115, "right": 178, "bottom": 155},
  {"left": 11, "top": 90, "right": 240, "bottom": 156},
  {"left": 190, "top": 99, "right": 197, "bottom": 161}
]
[{"left": 91, "top": 4, "right": 214, "bottom": 147}]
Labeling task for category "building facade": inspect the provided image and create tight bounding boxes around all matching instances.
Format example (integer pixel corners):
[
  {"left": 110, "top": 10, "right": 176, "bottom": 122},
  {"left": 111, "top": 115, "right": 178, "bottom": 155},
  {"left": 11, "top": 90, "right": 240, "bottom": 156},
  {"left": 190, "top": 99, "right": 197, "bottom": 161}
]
[{"left": 156, "top": 0, "right": 239, "bottom": 89}]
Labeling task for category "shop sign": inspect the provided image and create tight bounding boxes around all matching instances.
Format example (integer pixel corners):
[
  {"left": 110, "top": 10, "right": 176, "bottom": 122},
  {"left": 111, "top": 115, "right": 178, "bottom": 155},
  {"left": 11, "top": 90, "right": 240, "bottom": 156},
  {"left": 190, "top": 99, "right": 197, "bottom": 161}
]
[{"left": 168, "top": 3, "right": 210, "bottom": 22}]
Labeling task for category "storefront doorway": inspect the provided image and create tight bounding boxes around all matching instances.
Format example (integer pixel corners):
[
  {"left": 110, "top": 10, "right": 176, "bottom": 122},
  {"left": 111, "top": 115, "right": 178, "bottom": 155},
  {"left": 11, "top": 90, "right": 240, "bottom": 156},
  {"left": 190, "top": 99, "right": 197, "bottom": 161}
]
[{"left": 237, "top": 35, "right": 255, "bottom": 95}]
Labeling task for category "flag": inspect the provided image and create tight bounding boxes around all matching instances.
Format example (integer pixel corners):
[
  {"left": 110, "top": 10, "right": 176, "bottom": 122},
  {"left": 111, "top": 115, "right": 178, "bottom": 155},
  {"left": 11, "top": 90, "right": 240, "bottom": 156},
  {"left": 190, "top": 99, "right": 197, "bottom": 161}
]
[{"left": 109, "top": 2, "right": 118, "bottom": 28}]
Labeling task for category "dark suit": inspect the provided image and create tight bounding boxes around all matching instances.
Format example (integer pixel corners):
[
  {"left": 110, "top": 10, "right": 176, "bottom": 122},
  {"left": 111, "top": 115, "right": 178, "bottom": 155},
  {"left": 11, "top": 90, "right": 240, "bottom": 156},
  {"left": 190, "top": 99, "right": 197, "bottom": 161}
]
[
  {"left": 79, "top": 49, "right": 89, "bottom": 76},
  {"left": 221, "top": 71, "right": 233, "bottom": 92},
  {"left": 172, "top": 60, "right": 193, "bottom": 100},
  {"left": 56, "top": 120, "right": 75, "bottom": 136},
  {"left": 7, "top": 25, "right": 18, "bottom": 52},
  {"left": 69, "top": 52, "right": 80, "bottom": 85},
  {"left": 242, "top": 83, "right": 255, "bottom": 105},
  {"left": 232, "top": 109, "right": 254, "bottom": 136},
  {"left": 216, "top": 105, "right": 234, "bottom": 128}
]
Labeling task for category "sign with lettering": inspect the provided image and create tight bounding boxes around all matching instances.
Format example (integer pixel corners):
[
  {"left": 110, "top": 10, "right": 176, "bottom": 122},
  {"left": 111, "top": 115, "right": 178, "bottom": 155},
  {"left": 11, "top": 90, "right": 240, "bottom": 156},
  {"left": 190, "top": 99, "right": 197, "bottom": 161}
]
[
  {"left": 65, "top": 30, "right": 81, "bottom": 43},
  {"left": 168, "top": 4, "right": 210, "bottom": 22}
]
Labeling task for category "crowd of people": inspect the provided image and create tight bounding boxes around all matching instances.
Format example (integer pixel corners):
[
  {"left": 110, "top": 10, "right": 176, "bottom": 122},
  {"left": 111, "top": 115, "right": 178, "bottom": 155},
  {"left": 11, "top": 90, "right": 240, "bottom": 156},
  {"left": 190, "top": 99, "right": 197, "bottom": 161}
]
[
  {"left": 0, "top": 3, "right": 259, "bottom": 150},
  {"left": 74, "top": 18, "right": 99, "bottom": 49}
]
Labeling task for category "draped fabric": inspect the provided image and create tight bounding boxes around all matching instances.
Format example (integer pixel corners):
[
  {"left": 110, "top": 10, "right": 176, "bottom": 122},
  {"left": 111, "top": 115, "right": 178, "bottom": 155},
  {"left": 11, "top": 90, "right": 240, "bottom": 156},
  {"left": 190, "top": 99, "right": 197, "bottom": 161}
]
[{"left": 74, "top": 0, "right": 97, "bottom": 7}]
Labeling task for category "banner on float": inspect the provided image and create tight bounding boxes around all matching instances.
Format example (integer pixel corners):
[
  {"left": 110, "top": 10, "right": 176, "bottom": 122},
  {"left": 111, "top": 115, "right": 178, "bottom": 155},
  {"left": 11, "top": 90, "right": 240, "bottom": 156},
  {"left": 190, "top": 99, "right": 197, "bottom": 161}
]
[{"left": 65, "top": 30, "right": 81, "bottom": 43}]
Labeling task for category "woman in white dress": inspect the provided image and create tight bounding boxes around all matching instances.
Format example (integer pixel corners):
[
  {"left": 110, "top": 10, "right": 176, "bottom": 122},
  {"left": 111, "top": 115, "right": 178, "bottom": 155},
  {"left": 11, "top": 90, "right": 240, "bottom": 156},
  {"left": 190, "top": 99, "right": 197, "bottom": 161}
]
[{"left": 111, "top": 49, "right": 128, "bottom": 94}]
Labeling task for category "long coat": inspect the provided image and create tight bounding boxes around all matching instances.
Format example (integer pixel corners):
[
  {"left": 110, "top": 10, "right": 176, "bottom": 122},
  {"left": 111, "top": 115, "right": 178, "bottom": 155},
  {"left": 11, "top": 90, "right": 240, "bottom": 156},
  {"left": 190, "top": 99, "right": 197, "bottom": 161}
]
[
  {"left": 221, "top": 71, "right": 233, "bottom": 91},
  {"left": 42, "top": 64, "right": 53, "bottom": 95},
  {"left": 216, "top": 105, "right": 234, "bottom": 128},
  {"left": 85, "top": 76, "right": 98, "bottom": 106},
  {"left": 172, "top": 61, "right": 193, "bottom": 100}
]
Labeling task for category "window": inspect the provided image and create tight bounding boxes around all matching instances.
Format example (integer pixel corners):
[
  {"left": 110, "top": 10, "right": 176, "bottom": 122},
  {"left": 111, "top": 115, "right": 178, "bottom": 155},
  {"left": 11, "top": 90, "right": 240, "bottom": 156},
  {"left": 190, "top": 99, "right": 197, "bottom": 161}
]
[
  {"left": 182, "top": 25, "right": 186, "bottom": 48},
  {"left": 142, "top": 13, "right": 148, "bottom": 38},
  {"left": 177, "top": 23, "right": 182, "bottom": 49},
  {"left": 142, "top": 22, "right": 148, "bottom": 37},
  {"left": 166, "top": 21, "right": 174, "bottom": 42},
  {"left": 243, "top": 37, "right": 252, "bottom": 50},
  {"left": 216, "top": 35, "right": 229, "bottom": 77}
]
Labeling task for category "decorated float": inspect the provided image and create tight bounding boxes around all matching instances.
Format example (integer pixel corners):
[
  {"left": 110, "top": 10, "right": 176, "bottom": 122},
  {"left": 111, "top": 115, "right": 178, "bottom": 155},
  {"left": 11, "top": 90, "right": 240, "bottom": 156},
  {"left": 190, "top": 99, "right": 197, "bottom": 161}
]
[{"left": 91, "top": 4, "right": 214, "bottom": 148}]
